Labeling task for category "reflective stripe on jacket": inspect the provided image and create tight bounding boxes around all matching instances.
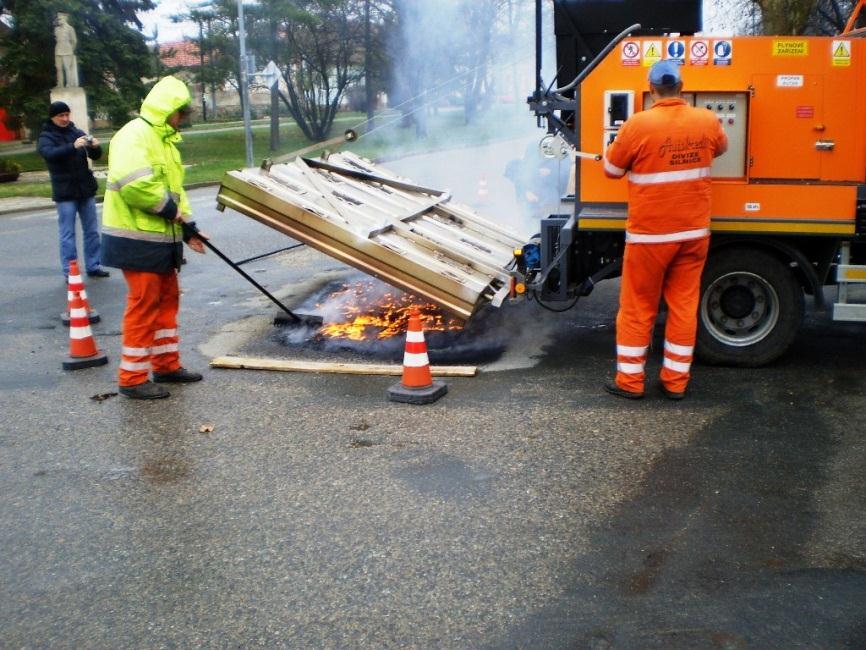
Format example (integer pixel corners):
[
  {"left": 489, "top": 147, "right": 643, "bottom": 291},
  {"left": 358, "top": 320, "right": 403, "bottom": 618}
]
[
  {"left": 604, "top": 97, "right": 728, "bottom": 239},
  {"left": 101, "top": 76, "right": 192, "bottom": 273}
]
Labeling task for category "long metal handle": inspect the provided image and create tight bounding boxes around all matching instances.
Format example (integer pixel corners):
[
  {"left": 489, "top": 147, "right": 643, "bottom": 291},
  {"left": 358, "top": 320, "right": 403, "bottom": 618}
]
[
  {"left": 815, "top": 140, "right": 835, "bottom": 151},
  {"left": 181, "top": 222, "right": 302, "bottom": 323}
]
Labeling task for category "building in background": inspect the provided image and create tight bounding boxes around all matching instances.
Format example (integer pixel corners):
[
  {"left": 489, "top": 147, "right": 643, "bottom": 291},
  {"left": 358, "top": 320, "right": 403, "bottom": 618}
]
[{"left": 158, "top": 40, "right": 271, "bottom": 120}]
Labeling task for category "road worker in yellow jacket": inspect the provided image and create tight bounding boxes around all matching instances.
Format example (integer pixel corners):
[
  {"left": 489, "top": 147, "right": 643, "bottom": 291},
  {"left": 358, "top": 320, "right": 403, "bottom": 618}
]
[{"left": 101, "top": 76, "right": 206, "bottom": 400}]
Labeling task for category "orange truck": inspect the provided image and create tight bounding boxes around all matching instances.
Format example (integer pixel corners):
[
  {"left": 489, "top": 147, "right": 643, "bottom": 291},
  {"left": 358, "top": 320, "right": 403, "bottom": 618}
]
[{"left": 519, "top": 0, "right": 866, "bottom": 365}]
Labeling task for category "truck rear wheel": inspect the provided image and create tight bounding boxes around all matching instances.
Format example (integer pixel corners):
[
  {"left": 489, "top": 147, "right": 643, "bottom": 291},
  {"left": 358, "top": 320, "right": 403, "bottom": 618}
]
[{"left": 696, "top": 248, "right": 804, "bottom": 367}]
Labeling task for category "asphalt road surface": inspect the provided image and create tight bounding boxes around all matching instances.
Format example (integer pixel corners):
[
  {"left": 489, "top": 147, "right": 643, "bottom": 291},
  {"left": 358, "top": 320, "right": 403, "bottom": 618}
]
[{"left": 1, "top": 143, "right": 865, "bottom": 648}]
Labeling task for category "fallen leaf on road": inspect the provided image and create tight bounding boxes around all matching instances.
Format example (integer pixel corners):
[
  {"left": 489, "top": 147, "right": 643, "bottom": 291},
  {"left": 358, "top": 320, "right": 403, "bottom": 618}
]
[
  {"left": 90, "top": 392, "right": 118, "bottom": 402},
  {"left": 199, "top": 424, "right": 215, "bottom": 433}
]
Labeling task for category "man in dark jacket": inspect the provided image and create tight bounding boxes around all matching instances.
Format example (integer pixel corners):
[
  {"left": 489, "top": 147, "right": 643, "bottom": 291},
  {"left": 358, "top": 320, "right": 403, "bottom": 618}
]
[{"left": 37, "top": 101, "right": 109, "bottom": 279}]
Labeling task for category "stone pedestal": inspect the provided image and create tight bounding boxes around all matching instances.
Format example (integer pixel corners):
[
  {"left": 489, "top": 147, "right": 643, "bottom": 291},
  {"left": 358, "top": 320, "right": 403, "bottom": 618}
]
[{"left": 50, "top": 86, "right": 90, "bottom": 134}]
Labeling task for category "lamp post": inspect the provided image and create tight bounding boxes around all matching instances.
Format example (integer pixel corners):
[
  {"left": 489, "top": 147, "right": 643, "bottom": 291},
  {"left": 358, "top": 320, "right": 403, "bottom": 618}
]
[
  {"left": 198, "top": 18, "right": 207, "bottom": 121},
  {"left": 237, "top": 0, "right": 254, "bottom": 168}
]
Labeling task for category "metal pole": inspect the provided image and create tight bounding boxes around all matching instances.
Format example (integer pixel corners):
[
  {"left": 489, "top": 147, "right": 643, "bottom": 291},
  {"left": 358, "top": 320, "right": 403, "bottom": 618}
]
[
  {"left": 237, "top": 0, "right": 254, "bottom": 168},
  {"left": 199, "top": 19, "right": 207, "bottom": 121},
  {"left": 535, "top": 0, "right": 542, "bottom": 94}
]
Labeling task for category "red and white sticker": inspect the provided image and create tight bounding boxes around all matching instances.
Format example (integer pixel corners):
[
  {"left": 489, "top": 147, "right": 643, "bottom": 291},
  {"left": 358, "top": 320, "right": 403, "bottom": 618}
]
[
  {"left": 690, "top": 39, "right": 709, "bottom": 65},
  {"left": 622, "top": 41, "right": 640, "bottom": 66}
]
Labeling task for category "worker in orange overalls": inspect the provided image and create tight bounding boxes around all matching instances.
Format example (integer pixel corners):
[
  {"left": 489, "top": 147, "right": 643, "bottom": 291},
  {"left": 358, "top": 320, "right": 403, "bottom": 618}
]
[
  {"left": 101, "top": 77, "right": 207, "bottom": 400},
  {"left": 602, "top": 60, "right": 727, "bottom": 400}
]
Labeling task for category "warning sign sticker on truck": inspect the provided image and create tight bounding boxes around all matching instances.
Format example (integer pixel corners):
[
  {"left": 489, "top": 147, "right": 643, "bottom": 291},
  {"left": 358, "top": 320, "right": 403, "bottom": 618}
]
[
  {"left": 642, "top": 41, "right": 662, "bottom": 66},
  {"left": 690, "top": 40, "right": 709, "bottom": 66},
  {"left": 666, "top": 40, "right": 686, "bottom": 64},
  {"left": 621, "top": 40, "right": 640, "bottom": 66},
  {"left": 832, "top": 40, "right": 851, "bottom": 67},
  {"left": 773, "top": 40, "right": 809, "bottom": 56},
  {"left": 713, "top": 40, "right": 733, "bottom": 66}
]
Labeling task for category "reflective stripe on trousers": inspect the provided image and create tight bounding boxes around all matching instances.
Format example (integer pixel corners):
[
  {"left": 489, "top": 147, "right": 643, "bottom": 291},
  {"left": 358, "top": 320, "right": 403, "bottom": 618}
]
[
  {"left": 119, "top": 269, "right": 181, "bottom": 387},
  {"left": 614, "top": 237, "right": 709, "bottom": 394}
]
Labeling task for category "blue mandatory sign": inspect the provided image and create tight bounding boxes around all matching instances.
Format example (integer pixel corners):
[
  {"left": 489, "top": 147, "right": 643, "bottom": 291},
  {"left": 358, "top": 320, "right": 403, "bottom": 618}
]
[
  {"left": 714, "top": 41, "right": 732, "bottom": 58},
  {"left": 667, "top": 41, "right": 685, "bottom": 60}
]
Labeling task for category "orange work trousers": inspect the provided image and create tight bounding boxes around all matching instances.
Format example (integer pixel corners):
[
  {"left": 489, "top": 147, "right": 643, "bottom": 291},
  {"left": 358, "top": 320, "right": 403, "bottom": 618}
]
[
  {"left": 615, "top": 237, "right": 709, "bottom": 395},
  {"left": 119, "top": 270, "right": 181, "bottom": 387}
]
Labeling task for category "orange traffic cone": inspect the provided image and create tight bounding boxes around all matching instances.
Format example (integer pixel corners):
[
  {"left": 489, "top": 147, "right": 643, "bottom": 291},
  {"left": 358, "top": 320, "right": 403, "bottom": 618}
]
[
  {"left": 476, "top": 174, "right": 489, "bottom": 205},
  {"left": 62, "top": 260, "right": 100, "bottom": 326},
  {"left": 387, "top": 310, "right": 447, "bottom": 404},
  {"left": 63, "top": 291, "right": 108, "bottom": 370}
]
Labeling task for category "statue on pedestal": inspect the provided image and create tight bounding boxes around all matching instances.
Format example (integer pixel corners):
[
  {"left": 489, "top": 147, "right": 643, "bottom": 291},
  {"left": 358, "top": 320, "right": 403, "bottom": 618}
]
[{"left": 54, "top": 13, "right": 79, "bottom": 88}]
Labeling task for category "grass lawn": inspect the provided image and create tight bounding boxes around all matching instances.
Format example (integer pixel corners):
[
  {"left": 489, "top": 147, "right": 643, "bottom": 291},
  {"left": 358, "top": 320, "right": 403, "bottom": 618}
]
[{"left": 0, "top": 105, "right": 533, "bottom": 200}]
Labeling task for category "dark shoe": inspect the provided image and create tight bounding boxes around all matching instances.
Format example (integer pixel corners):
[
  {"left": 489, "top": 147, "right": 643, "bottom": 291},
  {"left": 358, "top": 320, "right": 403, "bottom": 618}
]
[
  {"left": 87, "top": 268, "right": 110, "bottom": 278},
  {"left": 153, "top": 367, "right": 202, "bottom": 383},
  {"left": 119, "top": 381, "right": 170, "bottom": 400},
  {"left": 604, "top": 382, "right": 644, "bottom": 400},
  {"left": 659, "top": 384, "right": 686, "bottom": 401}
]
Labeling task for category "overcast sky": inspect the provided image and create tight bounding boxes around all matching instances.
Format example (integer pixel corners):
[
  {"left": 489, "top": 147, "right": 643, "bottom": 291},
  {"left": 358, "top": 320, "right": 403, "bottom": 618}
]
[{"left": 138, "top": 0, "right": 196, "bottom": 43}]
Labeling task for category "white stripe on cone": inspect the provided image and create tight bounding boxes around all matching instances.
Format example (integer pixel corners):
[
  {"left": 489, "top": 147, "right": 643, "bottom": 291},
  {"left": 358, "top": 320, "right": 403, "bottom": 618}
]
[
  {"left": 69, "top": 327, "right": 92, "bottom": 340},
  {"left": 403, "top": 352, "right": 430, "bottom": 367},
  {"left": 406, "top": 330, "right": 425, "bottom": 343}
]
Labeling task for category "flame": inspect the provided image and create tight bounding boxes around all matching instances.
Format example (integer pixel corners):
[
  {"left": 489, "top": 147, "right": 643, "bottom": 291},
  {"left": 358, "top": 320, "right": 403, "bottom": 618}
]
[{"left": 316, "top": 281, "right": 463, "bottom": 341}]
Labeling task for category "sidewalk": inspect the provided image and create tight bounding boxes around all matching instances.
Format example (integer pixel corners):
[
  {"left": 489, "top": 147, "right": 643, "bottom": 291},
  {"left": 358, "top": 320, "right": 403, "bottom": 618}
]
[{"left": 0, "top": 196, "right": 54, "bottom": 214}]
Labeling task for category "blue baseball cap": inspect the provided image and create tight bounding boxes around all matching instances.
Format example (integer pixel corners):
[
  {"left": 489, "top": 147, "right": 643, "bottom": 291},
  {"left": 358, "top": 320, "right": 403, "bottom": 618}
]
[{"left": 648, "top": 60, "right": 682, "bottom": 86}]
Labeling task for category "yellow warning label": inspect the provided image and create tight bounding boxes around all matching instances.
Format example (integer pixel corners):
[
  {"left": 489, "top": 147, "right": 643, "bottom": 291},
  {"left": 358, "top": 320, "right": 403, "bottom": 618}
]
[
  {"left": 642, "top": 40, "right": 662, "bottom": 66},
  {"left": 832, "top": 40, "right": 851, "bottom": 67},
  {"left": 773, "top": 40, "right": 808, "bottom": 56}
]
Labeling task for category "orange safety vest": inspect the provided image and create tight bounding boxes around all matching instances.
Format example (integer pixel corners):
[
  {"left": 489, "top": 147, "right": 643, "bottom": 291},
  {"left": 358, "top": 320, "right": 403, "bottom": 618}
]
[{"left": 603, "top": 97, "right": 727, "bottom": 242}]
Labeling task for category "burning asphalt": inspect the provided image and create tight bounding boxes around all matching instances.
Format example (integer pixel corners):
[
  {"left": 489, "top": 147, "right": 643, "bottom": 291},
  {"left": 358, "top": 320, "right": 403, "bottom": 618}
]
[{"left": 273, "top": 276, "right": 510, "bottom": 364}]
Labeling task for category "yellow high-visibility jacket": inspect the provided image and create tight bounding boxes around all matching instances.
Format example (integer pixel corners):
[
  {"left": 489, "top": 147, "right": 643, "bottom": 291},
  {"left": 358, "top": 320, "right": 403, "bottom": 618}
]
[{"left": 101, "top": 76, "right": 192, "bottom": 273}]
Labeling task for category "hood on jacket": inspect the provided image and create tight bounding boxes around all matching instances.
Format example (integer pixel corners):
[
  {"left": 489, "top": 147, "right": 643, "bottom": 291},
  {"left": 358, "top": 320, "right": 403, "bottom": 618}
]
[{"left": 139, "top": 76, "right": 192, "bottom": 136}]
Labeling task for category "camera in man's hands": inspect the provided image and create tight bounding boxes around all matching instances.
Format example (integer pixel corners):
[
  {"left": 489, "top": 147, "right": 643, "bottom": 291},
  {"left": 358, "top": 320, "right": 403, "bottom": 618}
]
[{"left": 84, "top": 135, "right": 94, "bottom": 144}]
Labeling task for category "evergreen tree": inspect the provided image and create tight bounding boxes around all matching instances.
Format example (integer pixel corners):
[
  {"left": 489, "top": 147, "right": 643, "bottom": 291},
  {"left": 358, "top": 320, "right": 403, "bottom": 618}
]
[{"left": 0, "top": 0, "right": 155, "bottom": 134}]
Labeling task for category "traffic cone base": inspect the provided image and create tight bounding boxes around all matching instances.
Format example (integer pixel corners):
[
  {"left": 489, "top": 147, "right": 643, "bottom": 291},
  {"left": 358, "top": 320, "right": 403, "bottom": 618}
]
[
  {"left": 63, "top": 352, "right": 108, "bottom": 371},
  {"left": 62, "top": 292, "right": 108, "bottom": 371},
  {"left": 388, "top": 380, "right": 447, "bottom": 405}
]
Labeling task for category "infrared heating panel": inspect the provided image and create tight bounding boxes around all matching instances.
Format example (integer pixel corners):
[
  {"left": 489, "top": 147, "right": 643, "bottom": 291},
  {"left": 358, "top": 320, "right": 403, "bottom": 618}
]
[{"left": 216, "top": 153, "right": 525, "bottom": 320}]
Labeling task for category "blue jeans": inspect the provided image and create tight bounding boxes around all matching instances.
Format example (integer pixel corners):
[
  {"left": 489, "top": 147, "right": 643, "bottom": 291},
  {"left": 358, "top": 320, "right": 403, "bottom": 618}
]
[{"left": 57, "top": 196, "right": 101, "bottom": 276}]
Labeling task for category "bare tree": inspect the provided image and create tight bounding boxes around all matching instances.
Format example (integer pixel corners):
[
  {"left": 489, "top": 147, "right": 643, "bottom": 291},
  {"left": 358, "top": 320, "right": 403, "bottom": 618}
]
[
  {"left": 711, "top": 0, "right": 854, "bottom": 34},
  {"left": 278, "top": 0, "right": 367, "bottom": 141}
]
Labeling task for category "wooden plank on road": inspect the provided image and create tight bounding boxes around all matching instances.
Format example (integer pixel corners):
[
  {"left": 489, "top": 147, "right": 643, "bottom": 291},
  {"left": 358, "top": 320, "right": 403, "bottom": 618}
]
[{"left": 210, "top": 355, "right": 477, "bottom": 377}]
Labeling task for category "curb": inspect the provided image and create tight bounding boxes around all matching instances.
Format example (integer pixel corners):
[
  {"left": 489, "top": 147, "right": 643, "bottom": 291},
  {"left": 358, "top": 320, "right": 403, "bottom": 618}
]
[{"left": 0, "top": 181, "right": 222, "bottom": 217}]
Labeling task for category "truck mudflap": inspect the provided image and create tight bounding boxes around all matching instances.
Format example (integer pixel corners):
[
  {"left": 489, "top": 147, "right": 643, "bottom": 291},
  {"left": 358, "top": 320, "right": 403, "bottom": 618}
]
[{"left": 216, "top": 152, "right": 525, "bottom": 320}]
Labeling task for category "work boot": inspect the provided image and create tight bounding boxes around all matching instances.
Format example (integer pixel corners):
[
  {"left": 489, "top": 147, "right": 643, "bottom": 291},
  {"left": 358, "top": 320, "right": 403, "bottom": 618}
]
[
  {"left": 119, "top": 381, "right": 170, "bottom": 400},
  {"left": 153, "top": 367, "right": 203, "bottom": 383},
  {"left": 659, "top": 384, "right": 686, "bottom": 401},
  {"left": 603, "top": 382, "right": 644, "bottom": 400},
  {"left": 87, "top": 268, "right": 110, "bottom": 278}
]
